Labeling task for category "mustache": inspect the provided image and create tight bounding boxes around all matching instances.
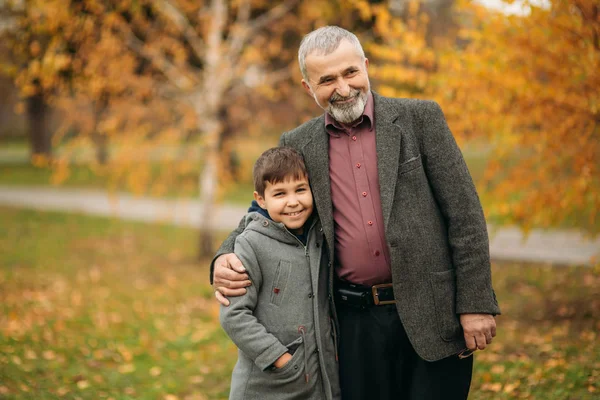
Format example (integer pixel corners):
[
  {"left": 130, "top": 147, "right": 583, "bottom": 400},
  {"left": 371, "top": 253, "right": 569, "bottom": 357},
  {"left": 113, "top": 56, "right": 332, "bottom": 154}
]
[{"left": 330, "top": 89, "right": 360, "bottom": 103}]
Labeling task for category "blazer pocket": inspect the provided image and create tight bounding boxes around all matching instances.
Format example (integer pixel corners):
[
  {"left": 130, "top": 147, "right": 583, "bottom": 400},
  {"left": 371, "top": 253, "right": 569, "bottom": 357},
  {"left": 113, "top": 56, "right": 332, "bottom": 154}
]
[
  {"left": 270, "top": 260, "right": 291, "bottom": 306},
  {"left": 399, "top": 155, "right": 422, "bottom": 174},
  {"left": 429, "top": 269, "right": 462, "bottom": 342}
]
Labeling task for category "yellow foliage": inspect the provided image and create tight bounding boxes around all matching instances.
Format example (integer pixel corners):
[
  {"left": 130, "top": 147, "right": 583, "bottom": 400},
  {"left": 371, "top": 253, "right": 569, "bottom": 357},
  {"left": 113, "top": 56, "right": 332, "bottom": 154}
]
[{"left": 432, "top": 0, "right": 599, "bottom": 233}]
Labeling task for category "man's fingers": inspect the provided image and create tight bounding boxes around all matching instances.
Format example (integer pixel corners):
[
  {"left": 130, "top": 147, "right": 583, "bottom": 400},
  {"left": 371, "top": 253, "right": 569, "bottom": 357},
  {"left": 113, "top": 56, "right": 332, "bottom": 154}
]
[
  {"left": 215, "top": 277, "right": 251, "bottom": 290},
  {"left": 464, "top": 333, "right": 476, "bottom": 351},
  {"left": 215, "top": 291, "right": 230, "bottom": 306},
  {"left": 214, "top": 267, "right": 250, "bottom": 287},
  {"left": 475, "top": 333, "right": 487, "bottom": 350},
  {"left": 491, "top": 323, "right": 497, "bottom": 338},
  {"left": 224, "top": 253, "right": 246, "bottom": 273},
  {"left": 217, "top": 286, "right": 248, "bottom": 297}
]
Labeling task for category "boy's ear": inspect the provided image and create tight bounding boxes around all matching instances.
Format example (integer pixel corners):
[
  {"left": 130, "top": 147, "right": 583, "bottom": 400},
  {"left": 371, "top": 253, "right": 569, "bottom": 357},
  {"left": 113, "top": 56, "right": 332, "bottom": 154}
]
[{"left": 253, "top": 191, "right": 267, "bottom": 209}]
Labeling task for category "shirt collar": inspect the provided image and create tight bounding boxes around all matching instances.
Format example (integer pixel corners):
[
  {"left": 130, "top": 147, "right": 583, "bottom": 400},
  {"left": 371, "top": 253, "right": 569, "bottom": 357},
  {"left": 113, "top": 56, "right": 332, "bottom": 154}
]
[{"left": 325, "top": 91, "right": 374, "bottom": 137}]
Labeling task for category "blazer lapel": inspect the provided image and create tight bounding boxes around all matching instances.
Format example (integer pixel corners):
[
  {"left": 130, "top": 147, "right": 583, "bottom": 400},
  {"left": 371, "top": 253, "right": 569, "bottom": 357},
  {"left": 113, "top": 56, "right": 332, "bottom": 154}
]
[
  {"left": 373, "top": 93, "right": 403, "bottom": 229},
  {"left": 301, "top": 121, "right": 335, "bottom": 257}
]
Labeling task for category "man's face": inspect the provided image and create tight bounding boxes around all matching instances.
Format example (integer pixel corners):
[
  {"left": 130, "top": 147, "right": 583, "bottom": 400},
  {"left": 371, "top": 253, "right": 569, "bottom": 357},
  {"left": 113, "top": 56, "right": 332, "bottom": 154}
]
[
  {"left": 254, "top": 175, "right": 314, "bottom": 233},
  {"left": 302, "top": 39, "right": 370, "bottom": 124}
]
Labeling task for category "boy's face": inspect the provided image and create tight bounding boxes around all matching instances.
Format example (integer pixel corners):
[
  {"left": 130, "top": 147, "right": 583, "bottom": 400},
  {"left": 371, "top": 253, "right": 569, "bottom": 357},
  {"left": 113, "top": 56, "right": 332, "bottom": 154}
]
[{"left": 254, "top": 175, "right": 313, "bottom": 232}]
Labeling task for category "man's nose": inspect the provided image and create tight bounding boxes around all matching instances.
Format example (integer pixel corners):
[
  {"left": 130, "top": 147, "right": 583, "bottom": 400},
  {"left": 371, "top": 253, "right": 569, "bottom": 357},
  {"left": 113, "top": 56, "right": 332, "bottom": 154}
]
[{"left": 336, "top": 78, "right": 350, "bottom": 97}]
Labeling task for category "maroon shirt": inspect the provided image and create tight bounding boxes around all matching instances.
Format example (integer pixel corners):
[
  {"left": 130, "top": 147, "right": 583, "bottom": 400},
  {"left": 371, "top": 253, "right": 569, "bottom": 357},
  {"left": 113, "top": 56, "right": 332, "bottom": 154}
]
[{"left": 325, "top": 92, "right": 392, "bottom": 286}]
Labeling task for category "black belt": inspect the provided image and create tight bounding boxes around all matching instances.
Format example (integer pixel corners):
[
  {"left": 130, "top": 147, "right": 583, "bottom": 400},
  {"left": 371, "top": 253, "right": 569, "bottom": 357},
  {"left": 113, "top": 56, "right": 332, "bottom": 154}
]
[{"left": 334, "top": 280, "right": 395, "bottom": 308}]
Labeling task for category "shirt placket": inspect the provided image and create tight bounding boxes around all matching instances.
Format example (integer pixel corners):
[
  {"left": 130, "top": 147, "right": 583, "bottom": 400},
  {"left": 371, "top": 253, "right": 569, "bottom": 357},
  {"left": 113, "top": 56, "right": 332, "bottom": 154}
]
[{"left": 348, "top": 128, "right": 380, "bottom": 262}]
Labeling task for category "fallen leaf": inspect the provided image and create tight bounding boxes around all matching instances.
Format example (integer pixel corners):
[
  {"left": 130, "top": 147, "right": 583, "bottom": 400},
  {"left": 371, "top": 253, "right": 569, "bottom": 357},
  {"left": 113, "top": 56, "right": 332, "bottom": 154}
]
[
  {"left": 118, "top": 363, "right": 135, "bottom": 374},
  {"left": 77, "top": 380, "right": 90, "bottom": 390}
]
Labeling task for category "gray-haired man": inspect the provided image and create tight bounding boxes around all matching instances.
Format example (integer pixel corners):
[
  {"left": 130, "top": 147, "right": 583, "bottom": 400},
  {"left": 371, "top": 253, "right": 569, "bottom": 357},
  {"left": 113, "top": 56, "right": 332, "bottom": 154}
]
[{"left": 212, "top": 26, "right": 500, "bottom": 400}]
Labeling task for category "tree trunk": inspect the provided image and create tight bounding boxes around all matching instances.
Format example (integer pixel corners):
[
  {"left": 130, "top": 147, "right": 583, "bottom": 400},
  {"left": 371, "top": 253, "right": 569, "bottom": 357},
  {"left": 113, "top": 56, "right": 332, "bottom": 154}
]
[
  {"left": 93, "top": 133, "right": 109, "bottom": 164},
  {"left": 197, "top": 118, "right": 222, "bottom": 259},
  {"left": 26, "top": 92, "right": 52, "bottom": 159}
]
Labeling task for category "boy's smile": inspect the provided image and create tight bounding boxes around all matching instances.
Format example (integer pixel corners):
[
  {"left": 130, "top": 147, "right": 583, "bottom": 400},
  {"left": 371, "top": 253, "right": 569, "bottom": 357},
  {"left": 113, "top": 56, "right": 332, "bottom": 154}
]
[{"left": 254, "top": 176, "right": 314, "bottom": 234}]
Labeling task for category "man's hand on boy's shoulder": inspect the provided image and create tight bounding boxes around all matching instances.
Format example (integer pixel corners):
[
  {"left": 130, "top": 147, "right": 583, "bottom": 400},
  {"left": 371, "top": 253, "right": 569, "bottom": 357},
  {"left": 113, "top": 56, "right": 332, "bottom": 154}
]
[{"left": 213, "top": 253, "right": 251, "bottom": 306}]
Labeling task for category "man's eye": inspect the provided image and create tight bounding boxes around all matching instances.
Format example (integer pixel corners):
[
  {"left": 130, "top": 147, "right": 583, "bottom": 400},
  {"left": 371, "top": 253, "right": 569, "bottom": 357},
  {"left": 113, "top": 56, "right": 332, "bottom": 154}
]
[{"left": 345, "top": 70, "right": 358, "bottom": 76}]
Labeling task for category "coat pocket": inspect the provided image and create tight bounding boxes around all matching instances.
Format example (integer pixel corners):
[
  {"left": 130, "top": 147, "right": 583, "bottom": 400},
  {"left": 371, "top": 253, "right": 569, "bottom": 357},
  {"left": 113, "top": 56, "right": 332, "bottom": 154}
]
[
  {"left": 269, "top": 336, "right": 305, "bottom": 379},
  {"left": 429, "top": 269, "right": 462, "bottom": 342},
  {"left": 399, "top": 155, "right": 422, "bottom": 174},
  {"left": 270, "top": 260, "right": 291, "bottom": 306}
]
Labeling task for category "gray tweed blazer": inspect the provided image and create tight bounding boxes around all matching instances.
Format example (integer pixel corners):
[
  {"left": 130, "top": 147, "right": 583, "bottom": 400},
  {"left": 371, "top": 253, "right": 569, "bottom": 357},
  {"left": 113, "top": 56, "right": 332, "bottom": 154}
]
[{"left": 215, "top": 92, "right": 501, "bottom": 362}]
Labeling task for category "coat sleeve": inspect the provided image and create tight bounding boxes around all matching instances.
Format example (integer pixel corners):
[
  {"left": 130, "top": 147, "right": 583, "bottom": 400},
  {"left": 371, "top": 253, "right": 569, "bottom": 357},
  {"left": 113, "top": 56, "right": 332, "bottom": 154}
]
[
  {"left": 418, "top": 100, "right": 500, "bottom": 315},
  {"left": 210, "top": 132, "right": 289, "bottom": 284},
  {"left": 209, "top": 217, "right": 246, "bottom": 284},
  {"left": 219, "top": 235, "right": 290, "bottom": 370}
]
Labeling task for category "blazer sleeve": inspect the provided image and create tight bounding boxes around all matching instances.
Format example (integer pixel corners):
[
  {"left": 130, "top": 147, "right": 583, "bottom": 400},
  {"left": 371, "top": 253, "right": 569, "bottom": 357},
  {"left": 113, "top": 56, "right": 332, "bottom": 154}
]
[
  {"left": 418, "top": 100, "right": 500, "bottom": 315},
  {"left": 219, "top": 235, "right": 290, "bottom": 370}
]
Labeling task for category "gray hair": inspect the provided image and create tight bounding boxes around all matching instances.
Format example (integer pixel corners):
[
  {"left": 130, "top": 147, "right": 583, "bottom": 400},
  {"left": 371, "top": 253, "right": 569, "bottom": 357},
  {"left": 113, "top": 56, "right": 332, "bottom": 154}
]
[{"left": 298, "top": 26, "right": 365, "bottom": 82}]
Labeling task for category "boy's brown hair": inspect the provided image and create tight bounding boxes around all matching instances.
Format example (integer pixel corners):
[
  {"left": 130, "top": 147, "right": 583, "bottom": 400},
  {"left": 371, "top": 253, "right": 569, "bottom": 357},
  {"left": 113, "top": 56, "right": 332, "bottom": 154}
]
[{"left": 253, "top": 147, "right": 308, "bottom": 196}]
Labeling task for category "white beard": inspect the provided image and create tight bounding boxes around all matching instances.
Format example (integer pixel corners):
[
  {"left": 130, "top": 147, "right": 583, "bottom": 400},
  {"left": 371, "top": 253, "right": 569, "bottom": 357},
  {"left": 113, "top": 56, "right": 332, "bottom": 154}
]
[{"left": 313, "top": 86, "right": 370, "bottom": 125}]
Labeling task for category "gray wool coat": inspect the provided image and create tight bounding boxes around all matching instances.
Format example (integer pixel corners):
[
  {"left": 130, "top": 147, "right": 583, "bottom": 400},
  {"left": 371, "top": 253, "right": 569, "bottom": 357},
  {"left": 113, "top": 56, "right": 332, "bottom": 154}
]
[
  {"left": 220, "top": 212, "right": 341, "bottom": 400},
  {"left": 215, "top": 92, "right": 501, "bottom": 363}
]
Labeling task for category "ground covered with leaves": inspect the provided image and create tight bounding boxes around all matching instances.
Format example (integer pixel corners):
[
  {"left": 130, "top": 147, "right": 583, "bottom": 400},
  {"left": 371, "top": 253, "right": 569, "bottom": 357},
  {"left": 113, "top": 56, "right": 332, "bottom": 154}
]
[{"left": 1, "top": 207, "right": 598, "bottom": 399}]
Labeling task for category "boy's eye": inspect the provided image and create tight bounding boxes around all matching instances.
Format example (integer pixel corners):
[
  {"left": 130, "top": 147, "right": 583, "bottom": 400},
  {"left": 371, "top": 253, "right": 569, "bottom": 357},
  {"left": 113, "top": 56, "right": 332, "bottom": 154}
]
[{"left": 297, "top": 188, "right": 306, "bottom": 192}]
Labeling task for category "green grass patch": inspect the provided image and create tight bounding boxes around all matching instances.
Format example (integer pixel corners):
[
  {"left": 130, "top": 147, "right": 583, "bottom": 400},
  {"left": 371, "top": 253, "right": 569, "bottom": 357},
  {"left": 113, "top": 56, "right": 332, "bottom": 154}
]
[
  {"left": 1, "top": 207, "right": 598, "bottom": 399},
  {"left": 0, "top": 207, "right": 236, "bottom": 399}
]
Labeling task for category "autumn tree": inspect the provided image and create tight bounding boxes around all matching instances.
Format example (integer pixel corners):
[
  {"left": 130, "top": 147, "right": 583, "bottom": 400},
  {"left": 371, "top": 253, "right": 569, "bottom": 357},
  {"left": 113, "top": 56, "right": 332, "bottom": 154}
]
[
  {"left": 7, "top": 0, "right": 441, "bottom": 257},
  {"left": 0, "top": 0, "right": 74, "bottom": 159},
  {"left": 435, "top": 0, "right": 599, "bottom": 234}
]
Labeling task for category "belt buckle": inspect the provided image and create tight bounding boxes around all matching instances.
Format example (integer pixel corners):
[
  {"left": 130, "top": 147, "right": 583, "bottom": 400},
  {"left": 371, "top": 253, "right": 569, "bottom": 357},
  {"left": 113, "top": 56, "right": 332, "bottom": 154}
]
[{"left": 371, "top": 283, "right": 394, "bottom": 305}]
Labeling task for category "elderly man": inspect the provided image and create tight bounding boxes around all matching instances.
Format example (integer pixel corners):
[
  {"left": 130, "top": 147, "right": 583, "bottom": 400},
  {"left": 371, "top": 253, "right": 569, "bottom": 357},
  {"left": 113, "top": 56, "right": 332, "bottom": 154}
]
[{"left": 212, "top": 26, "right": 500, "bottom": 400}]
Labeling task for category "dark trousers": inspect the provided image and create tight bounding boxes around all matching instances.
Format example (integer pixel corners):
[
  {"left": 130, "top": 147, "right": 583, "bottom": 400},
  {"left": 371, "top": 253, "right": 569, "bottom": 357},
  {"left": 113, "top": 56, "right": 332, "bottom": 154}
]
[{"left": 337, "top": 303, "right": 473, "bottom": 400}]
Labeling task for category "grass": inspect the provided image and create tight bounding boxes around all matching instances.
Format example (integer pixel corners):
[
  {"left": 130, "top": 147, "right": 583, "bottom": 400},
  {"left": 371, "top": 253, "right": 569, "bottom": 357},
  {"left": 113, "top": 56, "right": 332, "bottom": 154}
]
[{"left": 0, "top": 207, "right": 598, "bottom": 399}]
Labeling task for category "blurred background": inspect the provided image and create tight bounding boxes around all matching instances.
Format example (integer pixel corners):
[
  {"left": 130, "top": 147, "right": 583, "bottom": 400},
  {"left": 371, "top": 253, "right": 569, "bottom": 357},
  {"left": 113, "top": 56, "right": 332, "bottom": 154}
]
[{"left": 0, "top": 0, "right": 598, "bottom": 399}]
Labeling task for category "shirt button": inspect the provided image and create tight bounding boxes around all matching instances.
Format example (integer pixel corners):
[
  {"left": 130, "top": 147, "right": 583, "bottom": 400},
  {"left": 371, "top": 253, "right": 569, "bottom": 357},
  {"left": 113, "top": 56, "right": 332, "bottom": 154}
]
[
  {"left": 352, "top": 136, "right": 357, "bottom": 141},
  {"left": 367, "top": 221, "right": 373, "bottom": 226},
  {"left": 362, "top": 191, "right": 367, "bottom": 197},
  {"left": 374, "top": 250, "right": 380, "bottom": 256},
  {"left": 356, "top": 163, "right": 361, "bottom": 168}
]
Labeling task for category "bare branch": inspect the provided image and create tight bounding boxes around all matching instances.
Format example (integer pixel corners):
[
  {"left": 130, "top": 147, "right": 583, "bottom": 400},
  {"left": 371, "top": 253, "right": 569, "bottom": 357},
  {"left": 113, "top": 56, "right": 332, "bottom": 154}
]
[
  {"left": 247, "top": 0, "right": 300, "bottom": 35},
  {"left": 153, "top": 0, "right": 205, "bottom": 60},
  {"left": 226, "top": 0, "right": 300, "bottom": 63},
  {"left": 122, "top": 24, "right": 198, "bottom": 90}
]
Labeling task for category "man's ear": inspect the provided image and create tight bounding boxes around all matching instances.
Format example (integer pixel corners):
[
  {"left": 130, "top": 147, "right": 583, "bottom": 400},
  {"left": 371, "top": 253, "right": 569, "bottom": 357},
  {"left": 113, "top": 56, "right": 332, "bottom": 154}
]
[
  {"left": 253, "top": 191, "right": 266, "bottom": 209},
  {"left": 364, "top": 58, "right": 369, "bottom": 70},
  {"left": 301, "top": 80, "right": 313, "bottom": 97}
]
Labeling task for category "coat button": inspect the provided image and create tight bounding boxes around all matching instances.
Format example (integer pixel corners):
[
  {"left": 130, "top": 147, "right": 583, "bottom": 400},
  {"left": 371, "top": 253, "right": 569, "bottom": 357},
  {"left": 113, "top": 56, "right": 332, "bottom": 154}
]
[
  {"left": 294, "top": 365, "right": 299, "bottom": 370},
  {"left": 262, "top": 220, "right": 269, "bottom": 227},
  {"left": 308, "top": 293, "right": 313, "bottom": 298}
]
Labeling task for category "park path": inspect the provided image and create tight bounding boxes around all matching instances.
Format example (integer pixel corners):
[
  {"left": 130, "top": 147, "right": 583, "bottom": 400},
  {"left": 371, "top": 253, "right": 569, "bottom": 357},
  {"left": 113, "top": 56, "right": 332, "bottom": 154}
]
[{"left": 1, "top": 185, "right": 598, "bottom": 266}]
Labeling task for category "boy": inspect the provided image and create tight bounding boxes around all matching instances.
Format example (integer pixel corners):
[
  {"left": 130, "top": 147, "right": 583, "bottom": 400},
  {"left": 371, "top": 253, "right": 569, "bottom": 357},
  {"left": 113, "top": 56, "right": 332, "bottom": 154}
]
[{"left": 220, "top": 147, "right": 340, "bottom": 400}]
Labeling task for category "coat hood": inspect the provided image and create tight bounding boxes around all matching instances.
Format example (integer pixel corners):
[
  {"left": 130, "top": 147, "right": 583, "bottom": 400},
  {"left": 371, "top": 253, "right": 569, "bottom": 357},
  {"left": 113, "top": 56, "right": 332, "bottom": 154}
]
[{"left": 242, "top": 212, "right": 317, "bottom": 246}]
